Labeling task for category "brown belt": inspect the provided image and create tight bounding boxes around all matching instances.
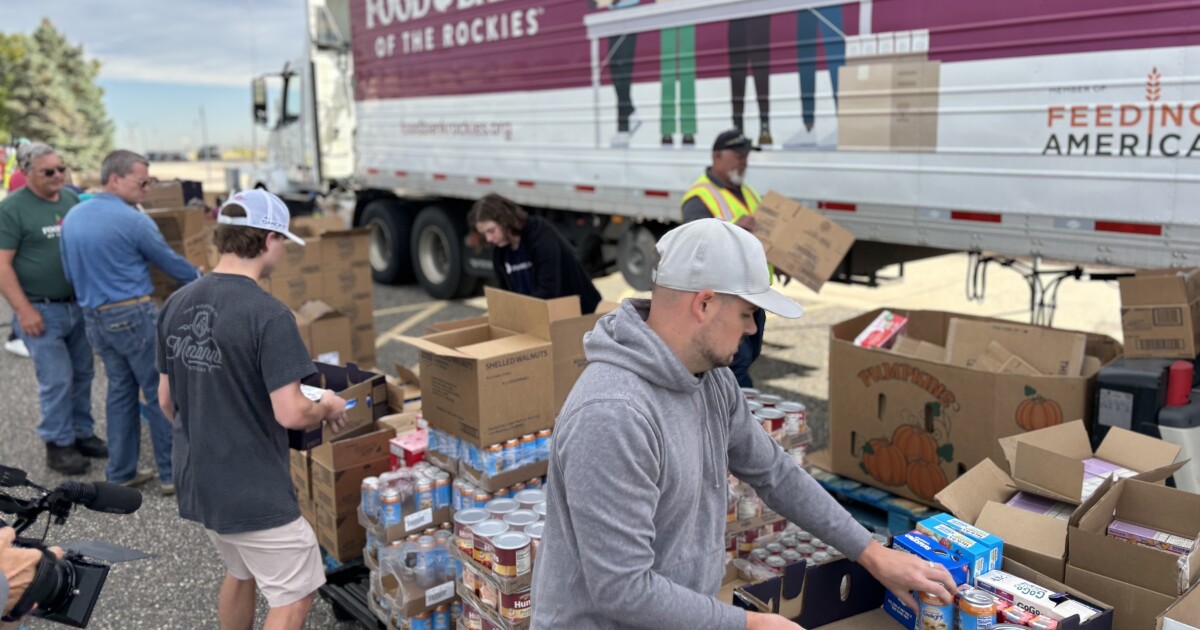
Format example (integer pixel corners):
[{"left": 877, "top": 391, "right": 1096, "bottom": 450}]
[{"left": 96, "top": 295, "right": 152, "bottom": 312}]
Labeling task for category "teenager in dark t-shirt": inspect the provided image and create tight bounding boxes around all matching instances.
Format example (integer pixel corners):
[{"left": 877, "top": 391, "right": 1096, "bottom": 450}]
[
  {"left": 155, "top": 189, "right": 347, "bottom": 630},
  {"left": 469, "top": 193, "right": 602, "bottom": 314}
]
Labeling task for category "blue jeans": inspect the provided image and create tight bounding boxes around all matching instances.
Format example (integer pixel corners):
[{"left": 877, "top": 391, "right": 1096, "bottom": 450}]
[
  {"left": 14, "top": 302, "right": 96, "bottom": 447},
  {"left": 83, "top": 301, "right": 172, "bottom": 484},
  {"left": 731, "top": 308, "right": 766, "bottom": 389},
  {"left": 798, "top": 6, "right": 845, "bottom": 129}
]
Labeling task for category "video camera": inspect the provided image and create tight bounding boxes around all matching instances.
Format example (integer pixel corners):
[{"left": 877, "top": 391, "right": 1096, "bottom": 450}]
[{"left": 0, "top": 464, "right": 143, "bottom": 628}]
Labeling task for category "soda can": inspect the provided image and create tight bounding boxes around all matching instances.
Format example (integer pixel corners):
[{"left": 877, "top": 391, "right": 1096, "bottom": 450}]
[{"left": 502, "top": 439, "right": 520, "bottom": 470}]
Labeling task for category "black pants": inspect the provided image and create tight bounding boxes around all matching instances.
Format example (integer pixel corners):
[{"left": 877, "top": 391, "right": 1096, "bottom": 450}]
[
  {"left": 609, "top": 34, "right": 638, "bottom": 131},
  {"left": 728, "top": 16, "right": 771, "bottom": 131}
]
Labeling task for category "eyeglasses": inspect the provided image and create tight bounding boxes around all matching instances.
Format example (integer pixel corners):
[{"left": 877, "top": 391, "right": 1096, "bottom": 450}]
[
  {"left": 138, "top": 180, "right": 151, "bottom": 189},
  {"left": 39, "top": 166, "right": 68, "bottom": 177}
]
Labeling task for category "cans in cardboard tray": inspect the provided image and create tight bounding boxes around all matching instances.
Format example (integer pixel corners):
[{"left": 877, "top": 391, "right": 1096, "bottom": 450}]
[
  {"left": 500, "top": 589, "right": 532, "bottom": 622},
  {"left": 492, "top": 532, "right": 532, "bottom": 577}
]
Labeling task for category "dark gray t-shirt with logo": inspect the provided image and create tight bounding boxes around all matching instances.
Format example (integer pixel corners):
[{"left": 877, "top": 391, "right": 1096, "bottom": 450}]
[{"left": 156, "top": 273, "right": 315, "bottom": 534}]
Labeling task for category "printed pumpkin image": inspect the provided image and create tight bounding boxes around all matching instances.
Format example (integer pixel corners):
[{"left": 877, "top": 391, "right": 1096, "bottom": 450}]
[
  {"left": 860, "top": 402, "right": 955, "bottom": 500},
  {"left": 860, "top": 438, "right": 907, "bottom": 486},
  {"left": 1015, "top": 386, "right": 1064, "bottom": 431}
]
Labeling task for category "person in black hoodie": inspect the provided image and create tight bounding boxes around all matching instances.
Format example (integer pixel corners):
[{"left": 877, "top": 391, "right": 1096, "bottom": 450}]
[{"left": 469, "top": 194, "right": 602, "bottom": 314}]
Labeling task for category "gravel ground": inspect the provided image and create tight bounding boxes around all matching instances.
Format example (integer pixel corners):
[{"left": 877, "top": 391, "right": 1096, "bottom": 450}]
[{"left": 0, "top": 250, "right": 1122, "bottom": 629}]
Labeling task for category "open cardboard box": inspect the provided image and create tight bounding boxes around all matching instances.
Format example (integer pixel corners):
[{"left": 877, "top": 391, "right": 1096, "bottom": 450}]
[
  {"left": 457, "top": 459, "right": 549, "bottom": 494},
  {"left": 936, "top": 458, "right": 1112, "bottom": 581},
  {"left": 733, "top": 555, "right": 1113, "bottom": 629},
  {"left": 946, "top": 317, "right": 1088, "bottom": 376},
  {"left": 1160, "top": 581, "right": 1200, "bottom": 629},
  {"left": 1070, "top": 478, "right": 1200, "bottom": 597},
  {"left": 386, "top": 365, "right": 422, "bottom": 413},
  {"left": 1068, "top": 565, "right": 1180, "bottom": 630},
  {"left": 1000, "top": 419, "right": 1184, "bottom": 505},
  {"left": 830, "top": 308, "right": 1120, "bottom": 506},
  {"left": 294, "top": 300, "right": 353, "bottom": 365},
  {"left": 298, "top": 362, "right": 389, "bottom": 448}
]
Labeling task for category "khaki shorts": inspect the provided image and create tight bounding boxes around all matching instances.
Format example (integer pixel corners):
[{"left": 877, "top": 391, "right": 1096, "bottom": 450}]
[{"left": 205, "top": 516, "right": 325, "bottom": 608}]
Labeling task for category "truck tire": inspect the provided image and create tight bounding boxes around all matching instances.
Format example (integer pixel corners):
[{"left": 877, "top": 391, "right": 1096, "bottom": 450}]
[
  {"left": 362, "top": 199, "right": 414, "bottom": 284},
  {"left": 617, "top": 225, "right": 658, "bottom": 291},
  {"left": 411, "top": 205, "right": 480, "bottom": 300}
]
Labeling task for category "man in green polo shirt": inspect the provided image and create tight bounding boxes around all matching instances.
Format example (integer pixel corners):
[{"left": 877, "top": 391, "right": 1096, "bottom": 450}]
[{"left": 0, "top": 143, "right": 104, "bottom": 475}]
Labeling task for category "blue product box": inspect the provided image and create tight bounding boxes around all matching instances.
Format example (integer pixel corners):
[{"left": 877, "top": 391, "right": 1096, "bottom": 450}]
[
  {"left": 915, "top": 513, "right": 1005, "bottom": 583},
  {"left": 883, "top": 531, "right": 970, "bottom": 629}
]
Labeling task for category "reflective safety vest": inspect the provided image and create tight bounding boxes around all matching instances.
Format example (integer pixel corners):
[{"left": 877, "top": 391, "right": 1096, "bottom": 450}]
[
  {"left": 681, "top": 173, "right": 762, "bottom": 222},
  {"left": 681, "top": 173, "right": 773, "bottom": 280}
]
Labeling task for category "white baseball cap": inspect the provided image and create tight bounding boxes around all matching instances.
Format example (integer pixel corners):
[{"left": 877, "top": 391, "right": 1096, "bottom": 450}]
[
  {"left": 218, "top": 189, "right": 306, "bottom": 246},
  {"left": 652, "top": 218, "right": 804, "bottom": 318}
]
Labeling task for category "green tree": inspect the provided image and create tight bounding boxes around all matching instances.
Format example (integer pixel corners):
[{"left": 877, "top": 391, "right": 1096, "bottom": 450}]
[
  {"left": 3, "top": 19, "right": 113, "bottom": 170},
  {"left": 0, "top": 33, "right": 27, "bottom": 144}
]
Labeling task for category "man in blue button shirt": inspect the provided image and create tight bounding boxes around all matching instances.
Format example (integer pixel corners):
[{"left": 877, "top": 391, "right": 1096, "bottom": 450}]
[{"left": 60, "top": 150, "right": 200, "bottom": 494}]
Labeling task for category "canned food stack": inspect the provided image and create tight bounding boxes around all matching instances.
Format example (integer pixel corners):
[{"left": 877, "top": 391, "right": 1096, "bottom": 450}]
[
  {"left": 361, "top": 462, "right": 454, "bottom": 534},
  {"left": 731, "top": 523, "right": 860, "bottom": 582},
  {"left": 367, "top": 520, "right": 463, "bottom": 629},
  {"left": 453, "top": 475, "right": 546, "bottom": 511},
  {"left": 741, "top": 388, "right": 810, "bottom": 467},
  {"left": 453, "top": 489, "right": 548, "bottom": 629}
]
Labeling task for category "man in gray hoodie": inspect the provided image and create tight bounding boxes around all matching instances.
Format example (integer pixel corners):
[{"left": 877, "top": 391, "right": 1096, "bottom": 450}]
[{"left": 532, "top": 219, "right": 956, "bottom": 629}]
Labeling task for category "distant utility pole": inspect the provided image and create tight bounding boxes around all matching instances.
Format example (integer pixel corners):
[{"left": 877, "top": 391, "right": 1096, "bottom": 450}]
[{"left": 199, "top": 105, "right": 211, "bottom": 182}]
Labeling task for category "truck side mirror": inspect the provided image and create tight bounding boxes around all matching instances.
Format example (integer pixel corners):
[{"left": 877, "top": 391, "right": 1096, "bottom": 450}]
[{"left": 252, "top": 78, "right": 267, "bottom": 126}]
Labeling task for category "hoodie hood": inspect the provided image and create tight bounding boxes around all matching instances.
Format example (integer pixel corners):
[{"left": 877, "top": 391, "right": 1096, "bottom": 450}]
[{"left": 583, "top": 298, "right": 702, "bottom": 394}]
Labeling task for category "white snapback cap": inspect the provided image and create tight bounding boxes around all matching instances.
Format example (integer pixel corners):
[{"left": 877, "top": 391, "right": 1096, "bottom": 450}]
[
  {"left": 218, "top": 189, "right": 305, "bottom": 246},
  {"left": 652, "top": 218, "right": 804, "bottom": 318}
]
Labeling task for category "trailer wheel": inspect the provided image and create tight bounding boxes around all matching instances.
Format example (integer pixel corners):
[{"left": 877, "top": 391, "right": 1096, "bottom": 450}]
[
  {"left": 362, "top": 199, "right": 414, "bottom": 284},
  {"left": 411, "top": 205, "right": 480, "bottom": 300},
  {"left": 617, "top": 225, "right": 658, "bottom": 291}
]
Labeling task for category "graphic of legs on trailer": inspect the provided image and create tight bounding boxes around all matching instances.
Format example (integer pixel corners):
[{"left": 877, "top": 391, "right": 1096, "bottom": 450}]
[
  {"left": 787, "top": 5, "right": 845, "bottom": 150},
  {"left": 660, "top": 24, "right": 697, "bottom": 147},
  {"left": 728, "top": 16, "right": 772, "bottom": 146},
  {"left": 609, "top": 33, "right": 641, "bottom": 147}
]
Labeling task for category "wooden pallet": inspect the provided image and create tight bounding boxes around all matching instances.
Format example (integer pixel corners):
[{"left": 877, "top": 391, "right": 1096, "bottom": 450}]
[{"left": 808, "top": 467, "right": 938, "bottom": 535}]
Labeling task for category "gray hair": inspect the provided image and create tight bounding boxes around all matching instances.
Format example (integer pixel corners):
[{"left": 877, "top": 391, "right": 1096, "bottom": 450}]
[
  {"left": 17, "top": 143, "right": 56, "bottom": 172},
  {"left": 100, "top": 150, "right": 149, "bottom": 185}
]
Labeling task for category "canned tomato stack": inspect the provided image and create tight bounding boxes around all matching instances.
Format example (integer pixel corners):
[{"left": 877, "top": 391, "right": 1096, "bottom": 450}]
[
  {"left": 454, "top": 493, "right": 549, "bottom": 629},
  {"left": 741, "top": 388, "right": 810, "bottom": 467}
]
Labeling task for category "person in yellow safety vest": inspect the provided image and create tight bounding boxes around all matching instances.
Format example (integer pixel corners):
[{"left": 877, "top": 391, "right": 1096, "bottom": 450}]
[{"left": 680, "top": 129, "right": 789, "bottom": 388}]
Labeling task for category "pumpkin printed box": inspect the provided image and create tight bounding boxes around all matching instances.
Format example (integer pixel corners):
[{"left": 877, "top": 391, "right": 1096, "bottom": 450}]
[{"left": 829, "top": 309, "right": 1121, "bottom": 506}]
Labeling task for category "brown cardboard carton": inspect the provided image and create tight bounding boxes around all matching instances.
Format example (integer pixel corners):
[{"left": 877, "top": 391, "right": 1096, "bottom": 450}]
[
  {"left": 458, "top": 459, "right": 549, "bottom": 494},
  {"left": 293, "top": 300, "right": 353, "bottom": 365},
  {"left": 310, "top": 426, "right": 395, "bottom": 472},
  {"left": 141, "top": 181, "right": 186, "bottom": 209},
  {"left": 289, "top": 449, "right": 311, "bottom": 499},
  {"left": 386, "top": 365, "right": 422, "bottom": 412},
  {"left": 890, "top": 336, "right": 946, "bottom": 363},
  {"left": 1159, "top": 582, "right": 1200, "bottom": 629},
  {"left": 277, "top": 232, "right": 323, "bottom": 276},
  {"left": 974, "top": 341, "right": 1042, "bottom": 375},
  {"left": 837, "top": 60, "right": 940, "bottom": 152},
  {"left": 359, "top": 505, "right": 454, "bottom": 545},
  {"left": 829, "top": 308, "right": 1121, "bottom": 506},
  {"left": 270, "top": 274, "right": 322, "bottom": 311},
  {"left": 1068, "top": 565, "right": 1178, "bottom": 630},
  {"left": 549, "top": 300, "right": 618, "bottom": 412},
  {"left": 147, "top": 207, "right": 209, "bottom": 241},
  {"left": 350, "top": 323, "right": 377, "bottom": 368},
  {"left": 315, "top": 504, "right": 367, "bottom": 562},
  {"left": 371, "top": 573, "right": 455, "bottom": 620},
  {"left": 323, "top": 266, "right": 373, "bottom": 300},
  {"left": 1070, "top": 479, "right": 1200, "bottom": 597},
  {"left": 426, "top": 316, "right": 489, "bottom": 334},
  {"left": 379, "top": 412, "right": 418, "bottom": 436},
  {"left": 752, "top": 192, "right": 856, "bottom": 293},
  {"left": 946, "top": 317, "right": 1087, "bottom": 377},
  {"left": 321, "top": 228, "right": 370, "bottom": 270},
  {"left": 310, "top": 454, "right": 390, "bottom": 516},
  {"left": 291, "top": 214, "right": 346, "bottom": 234},
  {"left": 1120, "top": 268, "right": 1200, "bottom": 359},
  {"left": 301, "top": 363, "right": 389, "bottom": 445},
  {"left": 936, "top": 458, "right": 1108, "bottom": 581},
  {"left": 1000, "top": 420, "right": 1184, "bottom": 505},
  {"left": 400, "top": 288, "right": 568, "bottom": 446},
  {"left": 298, "top": 492, "right": 315, "bottom": 525}
]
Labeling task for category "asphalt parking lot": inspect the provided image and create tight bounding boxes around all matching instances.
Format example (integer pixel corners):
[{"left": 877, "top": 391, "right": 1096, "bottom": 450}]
[{"left": 0, "top": 253, "right": 1123, "bottom": 629}]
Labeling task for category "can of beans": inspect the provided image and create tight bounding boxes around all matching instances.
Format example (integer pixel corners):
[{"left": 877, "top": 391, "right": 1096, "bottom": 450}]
[
  {"left": 748, "top": 548, "right": 770, "bottom": 563},
  {"left": 795, "top": 543, "right": 815, "bottom": 557},
  {"left": 464, "top": 603, "right": 483, "bottom": 630},
  {"left": 454, "top": 509, "right": 488, "bottom": 555},
  {"left": 781, "top": 550, "right": 803, "bottom": 564},
  {"left": 757, "top": 394, "right": 782, "bottom": 408},
  {"left": 809, "top": 538, "right": 827, "bottom": 551},
  {"left": 741, "top": 387, "right": 760, "bottom": 400},
  {"left": 525, "top": 521, "right": 544, "bottom": 561},
  {"left": 753, "top": 408, "right": 785, "bottom": 433},
  {"left": 500, "top": 589, "right": 533, "bottom": 621},
  {"left": 533, "top": 502, "right": 547, "bottom": 520},
  {"left": 765, "top": 556, "right": 788, "bottom": 575},
  {"left": 765, "top": 543, "right": 785, "bottom": 555},
  {"left": 462, "top": 563, "right": 479, "bottom": 595},
  {"left": 472, "top": 520, "right": 509, "bottom": 569},
  {"left": 746, "top": 400, "right": 764, "bottom": 414},
  {"left": 503, "top": 509, "right": 539, "bottom": 532},
  {"left": 491, "top": 532, "right": 532, "bottom": 577},
  {"left": 485, "top": 498, "right": 519, "bottom": 520},
  {"left": 810, "top": 550, "right": 831, "bottom": 564},
  {"left": 778, "top": 401, "right": 806, "bottom": 434},
  {"left": 513, "top": 489, "right": 545, "bottom": 510},
  {"left": 479, "top": 580, "right": 499, "bottom": 611}
]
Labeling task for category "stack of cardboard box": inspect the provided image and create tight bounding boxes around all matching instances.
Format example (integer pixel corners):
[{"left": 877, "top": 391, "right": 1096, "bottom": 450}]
[
  {"left": 826, "top": 309, "right": 1121, "bottom": 505},
  {"left": 146, "top": 207, "right": 213, "bottom": 302},
  {"left": 1119, "top": 268, "right": 1200, "bottom": 360},
  {"left": 838, "top": 29, "right": 939, "bottom": 152},
  {"left": 288, "top": 363, "right": 392, "bottom": 563}
]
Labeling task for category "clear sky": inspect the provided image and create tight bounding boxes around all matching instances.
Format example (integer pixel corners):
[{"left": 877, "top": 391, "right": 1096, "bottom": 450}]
[{"left": 4, "top": 0, "right": 307, "bottom": 152}]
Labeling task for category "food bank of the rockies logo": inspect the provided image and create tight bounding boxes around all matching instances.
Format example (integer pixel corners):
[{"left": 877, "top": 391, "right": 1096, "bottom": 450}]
[
  {"left": 1044, "top": 68, "right": 1200, "bottom": 157},
  {"left": 365, "top": 0, "right": 543, "bottom": 58}
]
